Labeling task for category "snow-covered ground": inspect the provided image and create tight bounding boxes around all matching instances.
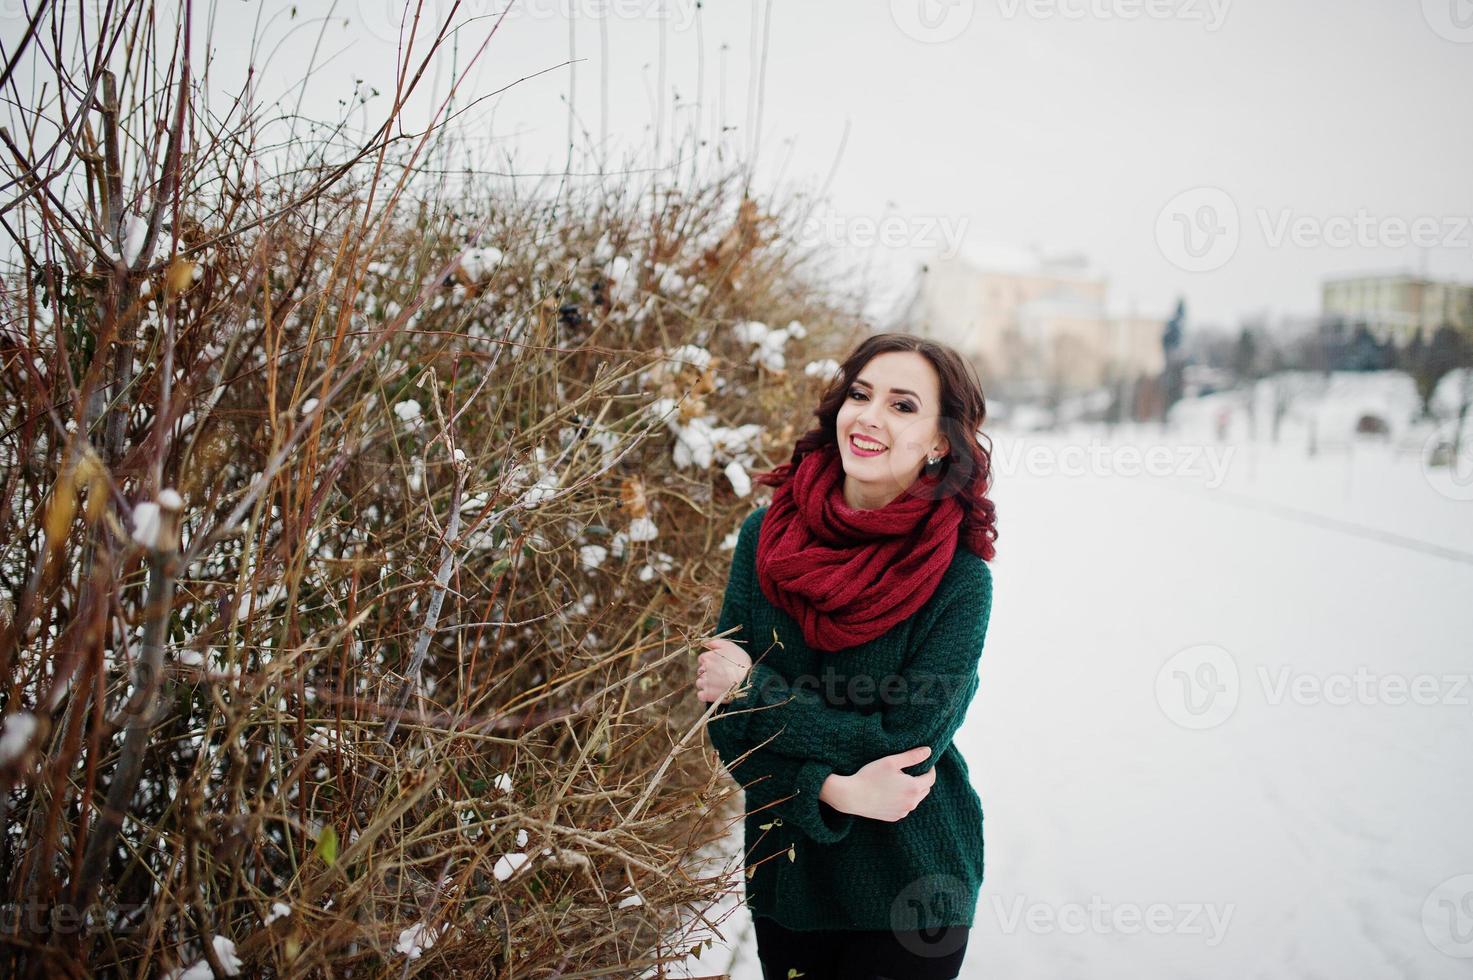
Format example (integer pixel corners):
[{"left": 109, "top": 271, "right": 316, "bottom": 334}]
[{"left": 667, "top": 378, "right": 1473, "bottom": 979}]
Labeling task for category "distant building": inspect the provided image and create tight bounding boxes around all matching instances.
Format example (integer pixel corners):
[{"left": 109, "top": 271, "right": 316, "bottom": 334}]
[
  {"left": 894, "top": 242, "right": 1165, "bottom": 392},
  {"left": 1320, "top": 272, "right": 1473, "bottom": 344}
]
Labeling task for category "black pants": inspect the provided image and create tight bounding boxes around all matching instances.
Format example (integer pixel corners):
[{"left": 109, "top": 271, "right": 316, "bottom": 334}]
[{"left": 753, "top": 914, "right": 969, "bottom": 980}]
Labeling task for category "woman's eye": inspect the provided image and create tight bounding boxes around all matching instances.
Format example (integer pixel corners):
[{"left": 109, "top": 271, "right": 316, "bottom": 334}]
[{"left": 849, "top": 390, "right": 914, "bottom": 412}]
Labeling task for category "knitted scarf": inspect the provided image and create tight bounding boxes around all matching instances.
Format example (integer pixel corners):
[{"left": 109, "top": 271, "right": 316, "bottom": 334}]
[{"left": 754, "top": 441, "right": 964, "bottom": 652}]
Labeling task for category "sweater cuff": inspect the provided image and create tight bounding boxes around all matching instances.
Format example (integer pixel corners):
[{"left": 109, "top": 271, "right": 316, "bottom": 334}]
[{"left": 792, "top": 760, "right": 854, "bottom": 844}]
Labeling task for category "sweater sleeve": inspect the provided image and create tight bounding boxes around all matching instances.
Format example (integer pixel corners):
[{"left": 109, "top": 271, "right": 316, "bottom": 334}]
[
  {"left": 720, "top": 560, "right": 992, "bottom": 779},
  {"left": 705, "top": 508, "right": 855, "bottom": 844}
]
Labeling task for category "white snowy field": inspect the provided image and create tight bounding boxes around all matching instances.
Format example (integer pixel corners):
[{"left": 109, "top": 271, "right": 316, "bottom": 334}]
[{"left": 667, "top": 399, "right": 1473, "bottom": 979}]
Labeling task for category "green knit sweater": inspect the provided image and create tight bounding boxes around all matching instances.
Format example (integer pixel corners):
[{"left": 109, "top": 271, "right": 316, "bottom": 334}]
[{"left": 706, "top": 504, "right": 994, "bottom": 933}]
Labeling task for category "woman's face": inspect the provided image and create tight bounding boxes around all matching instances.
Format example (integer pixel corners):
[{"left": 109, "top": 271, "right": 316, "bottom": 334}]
[{"left": 834, "top": 350, "right": 950, "bottom": 510}]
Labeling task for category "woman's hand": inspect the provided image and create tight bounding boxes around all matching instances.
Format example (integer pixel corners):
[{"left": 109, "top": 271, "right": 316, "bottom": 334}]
[
  {"left": 695, "top": 637, "right": 753, "bottom": 704},
  {"left": 826, "top": 746, "right": 936, "bottom": 822}
]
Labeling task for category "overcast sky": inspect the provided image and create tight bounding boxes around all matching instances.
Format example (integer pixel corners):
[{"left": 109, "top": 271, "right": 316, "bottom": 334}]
[{"left": 102, "top": 0, "right": 1473, "bottom": 333}]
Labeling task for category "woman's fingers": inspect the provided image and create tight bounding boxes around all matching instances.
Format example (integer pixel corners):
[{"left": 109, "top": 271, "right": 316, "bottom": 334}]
[{"left": 696, "top": 642, "right": 746, "bottom": 703}]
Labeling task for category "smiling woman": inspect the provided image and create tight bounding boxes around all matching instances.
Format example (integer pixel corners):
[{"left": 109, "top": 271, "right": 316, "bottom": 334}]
[
  {"left": 838, "top": 350, "right": 952, "bottom": 509},
  {"left": 696, "top": 332, "right": 999, "bottom": 980}
]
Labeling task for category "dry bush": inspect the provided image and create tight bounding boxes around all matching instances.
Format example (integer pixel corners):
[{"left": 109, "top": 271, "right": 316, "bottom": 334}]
[{"left": 0, "top": 2, "right": 872, "bottom": 978}]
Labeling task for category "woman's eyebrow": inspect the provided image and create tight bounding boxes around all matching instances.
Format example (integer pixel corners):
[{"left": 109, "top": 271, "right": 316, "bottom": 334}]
[{"left": 852, "top": 378, "right": 922, "bottom": 404}]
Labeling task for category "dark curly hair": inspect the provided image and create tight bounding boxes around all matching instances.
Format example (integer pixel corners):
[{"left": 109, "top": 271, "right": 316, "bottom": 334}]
[{"left": 752, "top": 331, "right": 999, "bottom": 562}]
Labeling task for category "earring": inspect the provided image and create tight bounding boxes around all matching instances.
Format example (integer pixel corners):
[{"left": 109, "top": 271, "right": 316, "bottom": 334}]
[{"left": 926, "top": 453, "right": 943, "bottom": 466}]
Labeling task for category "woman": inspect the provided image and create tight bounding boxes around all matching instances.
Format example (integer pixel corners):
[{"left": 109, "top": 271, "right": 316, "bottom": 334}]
[{"left": 695, "top": 332, "right": 998, "bottom": 980}]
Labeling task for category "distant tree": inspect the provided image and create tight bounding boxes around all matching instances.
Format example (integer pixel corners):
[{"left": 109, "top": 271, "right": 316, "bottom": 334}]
[
  {"left": 1342, "top": 323, "right": 1394, "bottom": 371},
  {"left": 1232, "top": 326, "right": 1259, "bottom": 383},
  {"left": 1161, "top": 298, "right": 1186, "bottom": 423},
  {"left": 1401, "top": 328, "right": 1427, "bottom": 364},
  {"left": 1278, "top": 327, "right": 1317, "bottom": 373},
  {"left": 1104, "top": 371, "right": 1126, "bottom": 429},
  {"left": 1163, "top": 298, "right": 1184, "bottom": 357},
  {"left": 1421, "top": 325, "right": 1473, "bottom": 464},
  {"left": 1425, "top": 325, "right": 1473, "bottom": 458},
  {"left": 1310, "top": 316, "right": 1343, "bottom": 375},
  {"left": 1044, "top": 375, "right": 1066, "bottom": 430},
  {"left": 1452, "top": 369, "right": 1473, "bottom": 465},
  {"left": 1426, "top": 323, "right": 1470, "bottom": 391},
  {"left": 1264, "top": 344, "right": 1286, "bottom": 374},
  {"left": 1400, "top": 328, "right": 1433, "bottom": 418},
  {"left": 1266, "top": 372, "right": 1324, "bottom": 445}
]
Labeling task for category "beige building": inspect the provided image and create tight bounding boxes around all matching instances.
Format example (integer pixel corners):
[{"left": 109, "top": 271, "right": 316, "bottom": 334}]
[
  {"left": 896, "top": 242, "right": 1165, "bottom": 391},
  {"left": 1321, "top": 273, "right": 1473, "bottom": 344}
]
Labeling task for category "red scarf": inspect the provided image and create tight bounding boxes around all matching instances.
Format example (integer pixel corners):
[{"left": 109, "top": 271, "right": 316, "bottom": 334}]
[{"left": 755, "top": 441, "right": 964, "bottom": 652}]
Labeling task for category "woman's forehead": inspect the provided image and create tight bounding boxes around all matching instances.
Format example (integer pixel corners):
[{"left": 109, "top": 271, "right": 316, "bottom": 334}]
[{"left": 855, "top": 352, "right": 939, "bottom": 400}]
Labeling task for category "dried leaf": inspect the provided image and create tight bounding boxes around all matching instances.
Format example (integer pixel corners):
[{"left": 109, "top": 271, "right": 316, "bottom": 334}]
[
  {"left": 314, "top": 826, "right": 338, "bottom": 866},
  {"left": 620, "top": 477, "right": 649, "bottom": 519},
  {"left": 43, "top": 471, "right": 76, "bottom": 546},
  {"left": 164, "top": 257, "right": 197, "bottom": 296}
]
